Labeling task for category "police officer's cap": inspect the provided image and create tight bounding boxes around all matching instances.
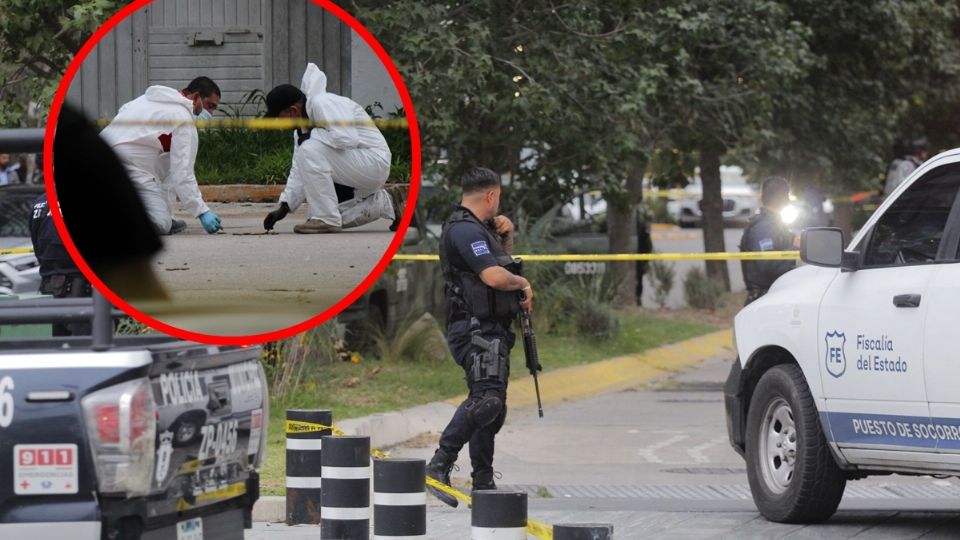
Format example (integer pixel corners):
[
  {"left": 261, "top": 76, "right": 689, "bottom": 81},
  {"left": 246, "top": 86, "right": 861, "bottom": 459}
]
[{"left": 265, "top": 84, "right": 306, "bottom": 118}]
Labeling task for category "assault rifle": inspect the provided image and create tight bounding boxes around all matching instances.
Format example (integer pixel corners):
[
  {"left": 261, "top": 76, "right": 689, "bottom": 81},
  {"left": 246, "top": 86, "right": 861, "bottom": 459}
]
[{"left": 515, "top": 258, "right": 544, "bottom": 418}]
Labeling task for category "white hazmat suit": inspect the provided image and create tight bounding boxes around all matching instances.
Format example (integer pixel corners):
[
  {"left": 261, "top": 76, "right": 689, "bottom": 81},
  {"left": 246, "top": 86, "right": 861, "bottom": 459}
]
[
  {"left": 279, "top": 64, "right": 393, "bottom": 229},
  {"left": 100, "top": 86, "right": 210, "bottom": 234}
]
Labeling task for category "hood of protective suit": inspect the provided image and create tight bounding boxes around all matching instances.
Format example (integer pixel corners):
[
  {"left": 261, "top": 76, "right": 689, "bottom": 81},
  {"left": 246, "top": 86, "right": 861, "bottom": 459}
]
[
  {"left": 144, "top": 85, "right": 193, "bottom": 111},
  {"left": 301, "top": 63, "right": 327, "bottom": 97}
]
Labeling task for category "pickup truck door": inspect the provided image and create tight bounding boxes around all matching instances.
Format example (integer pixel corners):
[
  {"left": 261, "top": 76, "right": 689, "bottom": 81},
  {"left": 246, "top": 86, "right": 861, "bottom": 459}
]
[
  {"left": 818, "top": 163, "right": 960, "bottom": 458},
  {"left": 921, "top": 185, "right": 960, "bottom": 457}
]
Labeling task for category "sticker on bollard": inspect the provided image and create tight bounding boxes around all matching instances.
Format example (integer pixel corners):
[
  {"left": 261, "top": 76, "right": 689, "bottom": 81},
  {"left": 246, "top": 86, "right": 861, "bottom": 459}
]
[
  {"left": 286, "top": 409, "right": 331, "bottom": 525},
  {"left": 321, "top": 435, "right": 371, "bottom": 540},
  {"left": 471, "top": 490, "right": 527, "bottom": 540},
  {"left": 374, "top": 458, "right": 426, "bottom": 539},
  {"left": 554, "top": 523, "right": 614, "bottom": 540}
]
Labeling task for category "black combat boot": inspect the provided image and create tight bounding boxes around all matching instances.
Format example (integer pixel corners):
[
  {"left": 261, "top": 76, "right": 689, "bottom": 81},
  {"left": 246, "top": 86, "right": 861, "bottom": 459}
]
[
  {"left": 425, "top": 448, "right": 459, "bottom": 508},
  {"left": 471, "top": 469, "right": 498, "bottom": 491}
]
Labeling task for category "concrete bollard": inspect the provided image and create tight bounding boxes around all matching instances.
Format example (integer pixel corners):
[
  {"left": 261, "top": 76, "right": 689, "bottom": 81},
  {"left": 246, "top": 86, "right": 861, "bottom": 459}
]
[
  {"left": 286, "top": 409, "right": 331, "bottom": 525},
  {"left": 373, "top": 458, "right": 426, "bottom": 539},
  {"left": 554, "top": 523, "right": 614, "bottom": 540},
  {"left": 471, "top": 490, "right": 527, "bottom": 540},
  {"left": 321, "top": 435, "right": 371, "bottom": 540}
]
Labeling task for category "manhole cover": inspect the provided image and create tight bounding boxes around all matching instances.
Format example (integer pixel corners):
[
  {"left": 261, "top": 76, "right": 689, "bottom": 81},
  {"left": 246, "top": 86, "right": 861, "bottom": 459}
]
[{"left": 662, "top": 467, "right": 746, "bottom": 475}]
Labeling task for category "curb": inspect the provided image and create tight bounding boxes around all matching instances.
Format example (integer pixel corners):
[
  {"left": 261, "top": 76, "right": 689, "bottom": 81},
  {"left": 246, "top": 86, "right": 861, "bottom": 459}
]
[
  {"left": 445, "top": 328, "right": 733, "bottom": 410},
  {"left": 252, "top": 328, "right": 733, "bottom": 521},
  {"left": 252, "top": 496, "right": 286, "bottom": 523},
  {"left": 198, "top": 182, "right": 412, "bottom": 203},
  {"left": 199, "top": 184, "right": 283, "bottom": 203}
]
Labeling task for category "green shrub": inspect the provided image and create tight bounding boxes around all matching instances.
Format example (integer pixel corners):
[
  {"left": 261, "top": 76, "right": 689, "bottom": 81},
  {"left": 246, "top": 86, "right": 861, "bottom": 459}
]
[
  {"left": 683, "top": 266, "right": 723, "bottom": 311},
  {"left": 574, "top": 301, "right": 619, "bottom": 340},
  {"left": 196, "top": 128, "right": 291, "bottom": 185},
  {"left": 644, "top": 197, "right": 676, "bottom": 224},
  {"left": 194, "top": 92, "right": 412, "bottom": 185},
  {"left": 373, "top": 313, "right": 449, "bottom": 363},
  {"left": 648, "top": 259, "right": 676, "bottom": 308}
]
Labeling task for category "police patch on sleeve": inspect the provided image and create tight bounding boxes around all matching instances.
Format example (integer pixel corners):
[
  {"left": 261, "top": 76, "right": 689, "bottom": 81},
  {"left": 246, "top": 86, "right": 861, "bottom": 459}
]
[
  {"left": 471, "top": 240, "right": 491, "bottom": 256},
  {"left": 758, "top": 238, "right": 774, "bottom": 251}
]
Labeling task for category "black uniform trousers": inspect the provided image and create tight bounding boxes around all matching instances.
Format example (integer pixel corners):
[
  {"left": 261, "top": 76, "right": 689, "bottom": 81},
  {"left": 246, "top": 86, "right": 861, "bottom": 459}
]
[{"left": 438, "top": 317, "right": 515, "bottom": 476}]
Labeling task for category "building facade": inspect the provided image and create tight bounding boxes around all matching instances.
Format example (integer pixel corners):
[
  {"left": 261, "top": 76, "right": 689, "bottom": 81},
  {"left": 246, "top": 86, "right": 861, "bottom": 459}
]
[{"left": 67, "top": 0, "right": 400, "bottom": 120}]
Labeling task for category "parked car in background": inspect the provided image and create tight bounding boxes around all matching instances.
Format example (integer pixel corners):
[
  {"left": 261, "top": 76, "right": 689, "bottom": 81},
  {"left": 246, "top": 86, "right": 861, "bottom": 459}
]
[
  {"left": 535, "top": 190, "right": 653, "bottom": 278},
  {"left": 669, "top": 166, "right": 761, "bottom": 228},
  {"left": 338, "top": 202, "right": 445, "bottom": 347},
  {"left": 0, "top": 184, "right": 42, "bottom": 296}
]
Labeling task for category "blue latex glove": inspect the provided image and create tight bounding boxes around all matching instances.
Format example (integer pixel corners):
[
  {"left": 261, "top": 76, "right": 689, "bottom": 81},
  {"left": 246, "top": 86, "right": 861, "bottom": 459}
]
[{"left": 199, "top": 211, "right": 222, "bottom": 234}]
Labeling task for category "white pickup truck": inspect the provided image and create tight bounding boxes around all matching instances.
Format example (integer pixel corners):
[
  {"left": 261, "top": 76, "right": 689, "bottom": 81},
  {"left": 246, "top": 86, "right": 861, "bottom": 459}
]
[{"left": 725, "top": 148, "right": 960, "bottom": 523}]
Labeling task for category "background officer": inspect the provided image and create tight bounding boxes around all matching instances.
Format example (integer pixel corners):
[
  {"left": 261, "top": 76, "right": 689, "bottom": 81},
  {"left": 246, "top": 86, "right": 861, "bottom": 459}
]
[
  {"left": 425, "top": 167, "right": 533, "bottom": 507},
  {"left": 30, "top": 192, "right": 92, "bottom": 336},
  {"left": 739, "top": 176, "right": 798, "bottom": 305}
]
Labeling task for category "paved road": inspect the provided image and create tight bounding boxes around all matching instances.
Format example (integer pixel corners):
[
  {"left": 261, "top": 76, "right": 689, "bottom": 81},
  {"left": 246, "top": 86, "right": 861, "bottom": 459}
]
[
  {"left": 247, "top": 356, "right": 960, "bottom": 538},
  {"left": 642, "top": 227, "right": 747, "bottom": 309},
  {"left": 127, "top": 202, "right": 399, "bottom": 336}
]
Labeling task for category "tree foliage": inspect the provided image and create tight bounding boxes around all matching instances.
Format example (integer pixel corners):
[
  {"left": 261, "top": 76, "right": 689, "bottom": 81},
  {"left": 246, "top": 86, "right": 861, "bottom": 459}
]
[
  {"left": 751, "top": 0, "right": 960, "bottom": 191},
  {"left": 350, "top": 0, "right": 960, "bottom": 299},
  {"left": 0, "top": 0, "right": 125, "bottom": 126}
]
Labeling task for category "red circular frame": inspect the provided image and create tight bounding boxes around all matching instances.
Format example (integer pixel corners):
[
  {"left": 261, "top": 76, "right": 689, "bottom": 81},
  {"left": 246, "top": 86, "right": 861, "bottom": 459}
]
[{"left": 42, "top": 0, "right": 421, "bottom": 346}]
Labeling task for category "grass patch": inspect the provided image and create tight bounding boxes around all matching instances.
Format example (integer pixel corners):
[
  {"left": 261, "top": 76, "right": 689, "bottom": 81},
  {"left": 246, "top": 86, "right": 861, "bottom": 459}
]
[{"left": 259, "top": 309, "right": 719, "bottom": 495}]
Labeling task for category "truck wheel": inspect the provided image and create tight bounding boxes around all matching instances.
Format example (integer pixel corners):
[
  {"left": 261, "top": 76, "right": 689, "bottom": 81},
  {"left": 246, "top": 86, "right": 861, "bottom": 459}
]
[{"left": 745, "top": 364, "right": 846, "bottom": 523}]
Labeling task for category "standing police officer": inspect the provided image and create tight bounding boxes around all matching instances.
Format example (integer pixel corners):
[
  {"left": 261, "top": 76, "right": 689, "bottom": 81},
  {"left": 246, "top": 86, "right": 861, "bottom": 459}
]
[
  {"left": 425, "top": 167, "right": 533, "bottom": 507},
  {"left": 29, "top": 192, "right": 92, "bottom": 336},
  {"left": 739, "top": 176, "right": 798, "bottom": 305}
]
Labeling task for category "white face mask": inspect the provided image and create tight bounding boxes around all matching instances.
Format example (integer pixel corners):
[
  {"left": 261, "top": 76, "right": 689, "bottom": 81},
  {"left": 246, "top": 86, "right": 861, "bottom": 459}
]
[{"left": 196, "top": 109, "right": 213, "bottom": 121}]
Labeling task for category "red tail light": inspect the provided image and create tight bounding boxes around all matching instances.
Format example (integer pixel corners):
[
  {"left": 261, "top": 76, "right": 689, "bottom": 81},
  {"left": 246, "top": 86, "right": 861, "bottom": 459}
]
[{"left": 95, "top": 405, "right": 120, "bottom": 443}]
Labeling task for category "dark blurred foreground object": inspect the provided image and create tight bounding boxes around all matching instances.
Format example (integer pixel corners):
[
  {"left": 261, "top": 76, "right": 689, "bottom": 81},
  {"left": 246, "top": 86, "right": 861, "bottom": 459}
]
[{"left": 53, "top": 105, "right": 168, "bottom": 300}]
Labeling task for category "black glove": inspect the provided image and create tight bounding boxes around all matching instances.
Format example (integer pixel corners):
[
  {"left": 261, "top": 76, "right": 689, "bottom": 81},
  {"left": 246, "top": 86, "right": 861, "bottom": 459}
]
[{"left": 264, "top": 202, "right": 290, "bottom": 231}]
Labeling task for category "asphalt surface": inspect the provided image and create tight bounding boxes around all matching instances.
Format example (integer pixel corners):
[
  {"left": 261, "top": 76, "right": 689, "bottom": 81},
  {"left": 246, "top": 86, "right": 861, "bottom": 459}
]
[
  {"left": 128, "top": 202, "right": 400, "bottom": 336},
  {"left": 642, "top": 227, "right": 747, "bottom": 309},
  {"left": 246, "top": 355, "right": 960, "bottom": 538}
]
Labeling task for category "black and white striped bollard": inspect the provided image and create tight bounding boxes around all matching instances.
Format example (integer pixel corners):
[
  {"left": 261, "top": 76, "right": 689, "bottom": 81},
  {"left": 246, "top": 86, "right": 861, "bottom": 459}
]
[
  {"left": 554, "top": 523, "right": 614, "bottom": 540},
  {"left": 286, "top": 409, "right": 331, "bottom": 525},
  {"left": 321, "top": 435, "right": 371, "bottom": 540},
  {"left": 373, "top": 458, "right": 426, "bottom": 539},
  {"left": 471, "top": 490, "right": 527, "bottom": 540}
]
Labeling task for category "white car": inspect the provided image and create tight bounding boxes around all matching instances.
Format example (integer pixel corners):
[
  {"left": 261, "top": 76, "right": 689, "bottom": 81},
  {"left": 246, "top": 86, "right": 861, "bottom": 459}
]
[
  {"left": 0, "top": 185, "right": 42, "bottom": 295},
  {"left": 671, "top": 165, "right": 761, "bottom": 228},
  {"left": 725, "top": 148, "right": 960, "bottom": 523}
]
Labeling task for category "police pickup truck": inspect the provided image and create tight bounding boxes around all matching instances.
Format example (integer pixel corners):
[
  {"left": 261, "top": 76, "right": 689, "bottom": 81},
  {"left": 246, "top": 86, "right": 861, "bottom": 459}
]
[
  {"left": 725, "top": 148, "right": 960, "bottom": 523},
  {"left": 0, "top": 294, "right": 267, "bottom": 539}
]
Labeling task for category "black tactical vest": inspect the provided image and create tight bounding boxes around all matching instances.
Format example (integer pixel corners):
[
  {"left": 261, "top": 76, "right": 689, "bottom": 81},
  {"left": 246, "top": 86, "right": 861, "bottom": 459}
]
[{"left": 440, "top": 207, "right": 520, "bottom": 322}]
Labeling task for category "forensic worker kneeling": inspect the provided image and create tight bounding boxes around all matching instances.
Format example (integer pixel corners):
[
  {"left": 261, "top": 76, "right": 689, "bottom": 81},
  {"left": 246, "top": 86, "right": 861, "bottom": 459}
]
[
  {"left": 100, "top": 77, "right": 223, "bottom": 235},
  {"left": 425, "top": 167, "right": 533, "bottom": 507},
  {"left": 262, "top": 63, "right": 402, "bottom": 234}
]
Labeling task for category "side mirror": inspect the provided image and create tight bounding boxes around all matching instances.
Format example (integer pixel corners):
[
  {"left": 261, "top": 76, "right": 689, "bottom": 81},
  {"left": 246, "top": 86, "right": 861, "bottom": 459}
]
[{"left": 801, "top": 227, "right": 844, "bottom": 268}]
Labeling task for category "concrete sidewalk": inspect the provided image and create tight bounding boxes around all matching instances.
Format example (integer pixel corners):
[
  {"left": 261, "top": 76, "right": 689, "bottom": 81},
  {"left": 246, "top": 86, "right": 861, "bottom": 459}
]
[{"left": 252, "top": 328, "right": 733, "bottom": 522}]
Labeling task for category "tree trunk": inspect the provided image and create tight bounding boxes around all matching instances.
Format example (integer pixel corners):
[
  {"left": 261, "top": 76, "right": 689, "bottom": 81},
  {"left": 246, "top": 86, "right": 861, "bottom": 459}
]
[
  {"left": 699, "top": 146, "right": 731, "bottom": 291},
  {"left": 833, "top": 199, "right": 854, "bottom": 245},
  {"left": 608, "top": 159, "right": 647, "bottom": 306}
]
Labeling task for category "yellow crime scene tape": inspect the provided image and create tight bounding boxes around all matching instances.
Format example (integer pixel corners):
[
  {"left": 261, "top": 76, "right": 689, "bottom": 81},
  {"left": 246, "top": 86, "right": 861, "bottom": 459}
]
[
  {"left": 0, "top": 247, "right": 34, "bottom": 256},
  {"left": 1, "top": 247, "right": 799, "bottom": 261},
  {"left": 394, "top": 251, "right": 800, "bottom": 262},
  {"left": 285, "top": 419, "right": 555, "bottom": 540},
  {"left": 94, "top": 117, "right": 409, "bottom": 130}
]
